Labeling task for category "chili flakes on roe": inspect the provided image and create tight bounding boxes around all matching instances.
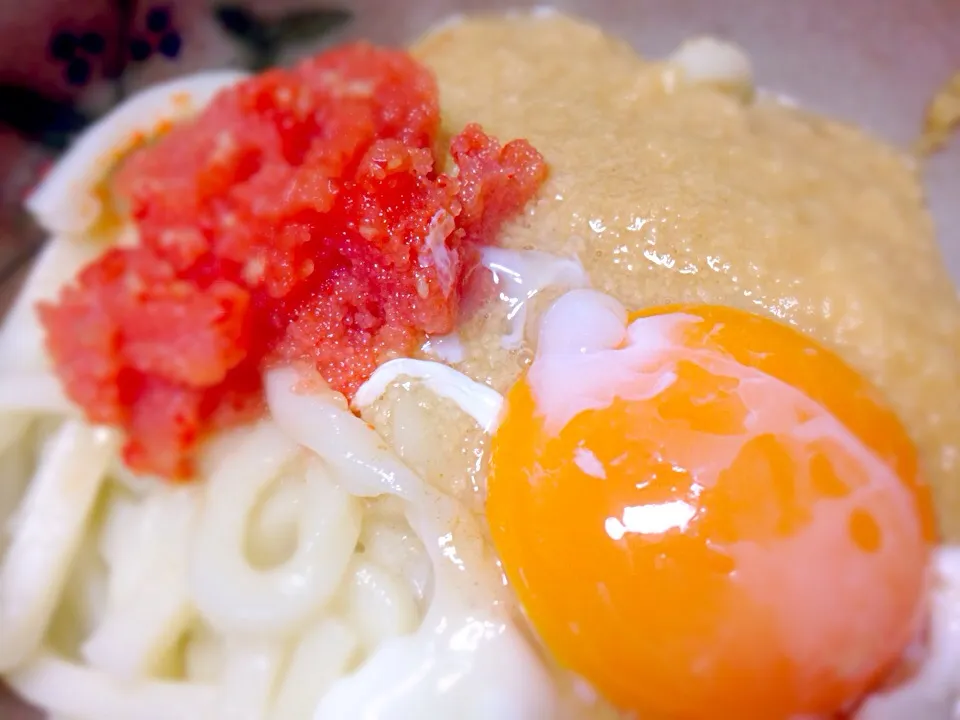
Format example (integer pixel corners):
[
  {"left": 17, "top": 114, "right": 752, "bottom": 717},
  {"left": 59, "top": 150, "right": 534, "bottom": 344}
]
[{"left": 39, "top": 43, "right": 547, "bottom": 480}]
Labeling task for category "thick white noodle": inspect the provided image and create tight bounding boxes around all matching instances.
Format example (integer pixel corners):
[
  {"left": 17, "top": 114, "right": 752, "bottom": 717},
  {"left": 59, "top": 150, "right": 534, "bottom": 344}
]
[
  {"left": 25, "top": 71, "right": 248, "bottom": 237},
  {"left": 0, "top": 420, "right": 115, "bottom": 671},
  {"left": 81, "top": 487, "right": 201, "bottom": 678},
  {"left": 183, "top": 623, "right": 227, "bottom": 685},
  {"left": 189, "top": 421, "right": 361, "bottom": 636},
  {"left": 665, "top": 36, "right": 754, "bottom": 99},
  {"left": 358, "top": 511, "right": 432, "bottom": 610},
  {"left": 0, "top": 419, "right": 33, "bottom": 531},
  {"left": 247, "top": 473, "right": 303, "bottom": 567},
  {"left": 213, "top": 641, "right": 286, "bottom": 720},
  {"left": 265, "top": 367, "right": 560, "bottom": 717},
  {"left": 50, "top": 520, "right": 109, "bottom": 656},
  {"left": 0, "top": 52, "right": 572, "bottom": 719},
  {"left": 268, "top": 618, "right": 358, "bottom": 720},
  {"left": 336, "top": 555, "right": 420, "bottom": 653},
  {"left": 6, "top": 652, "right": 217, "bottom": 720},
  {"left": 0, "top": 235, "right": 102, "bottom": 373},
  {"left": 266, "top": 366, "right": 496, "bottom": 588},
  {"left": 312, "top": 598, "right": 559, "bottom": 720},
  {"left": 96, "top": 494, "right": 139, "bottom": 577}
]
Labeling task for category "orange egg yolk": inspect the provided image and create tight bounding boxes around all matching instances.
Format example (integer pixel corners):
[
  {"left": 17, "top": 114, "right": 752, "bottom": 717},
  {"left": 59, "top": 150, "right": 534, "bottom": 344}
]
[{"left": 487, "top": 301, "right": 936, "bottom": 720}]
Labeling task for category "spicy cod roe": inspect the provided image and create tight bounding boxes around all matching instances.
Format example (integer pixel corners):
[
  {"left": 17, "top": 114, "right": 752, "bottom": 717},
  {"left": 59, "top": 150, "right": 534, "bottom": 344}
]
[{"left": 39, "top": 43, "right": 547, "bottom": 479}]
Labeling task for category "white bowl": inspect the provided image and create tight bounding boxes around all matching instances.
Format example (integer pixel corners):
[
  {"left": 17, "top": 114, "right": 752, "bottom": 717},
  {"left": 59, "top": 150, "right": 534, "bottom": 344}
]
[{"left": 0, "top": 1, "right": 956, "bottom": 717}]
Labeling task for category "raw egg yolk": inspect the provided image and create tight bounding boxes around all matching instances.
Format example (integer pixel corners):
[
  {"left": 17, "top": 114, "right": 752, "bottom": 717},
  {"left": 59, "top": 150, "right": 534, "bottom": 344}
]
[{"left": 487, "top": 299, "right": 936, "bottom": 720}]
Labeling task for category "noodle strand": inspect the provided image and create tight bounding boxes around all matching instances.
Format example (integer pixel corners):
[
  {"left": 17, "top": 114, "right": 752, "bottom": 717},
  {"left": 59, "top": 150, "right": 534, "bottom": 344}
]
[
  {"left": 81, "top": 487, "right": 201, "bottom": 678},
  {"left": 0, "top": 421, "right": 115, "bottom": 671},
  {"left": 189, "top": 421, "right": 361, "bottom": 636},
  {"left": 6, "top": 652, "right": 217, "bottom": 720},
  {"left": 268, "top": 618, "right": 358, "bottom": 720}
]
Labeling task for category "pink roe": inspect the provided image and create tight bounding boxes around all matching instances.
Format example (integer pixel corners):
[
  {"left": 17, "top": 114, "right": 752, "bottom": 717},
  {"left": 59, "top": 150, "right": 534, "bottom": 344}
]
[{"left": 39, "top": 43, "right": 548, "bottom": 480}]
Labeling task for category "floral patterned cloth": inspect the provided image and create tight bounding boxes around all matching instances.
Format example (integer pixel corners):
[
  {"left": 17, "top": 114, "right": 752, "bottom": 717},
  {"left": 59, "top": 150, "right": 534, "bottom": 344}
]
[{"left": 0, "top": 0, "right": 351, "bottom": 288}]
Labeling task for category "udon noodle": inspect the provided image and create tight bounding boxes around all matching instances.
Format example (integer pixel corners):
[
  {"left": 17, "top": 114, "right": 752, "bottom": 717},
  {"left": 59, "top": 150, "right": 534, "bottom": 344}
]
[
  {"left": 0, "top": 252, "right": 569, "bottom": 717},
  {"left": 0, "top": 69, "right": 581, "bottom": 720}
]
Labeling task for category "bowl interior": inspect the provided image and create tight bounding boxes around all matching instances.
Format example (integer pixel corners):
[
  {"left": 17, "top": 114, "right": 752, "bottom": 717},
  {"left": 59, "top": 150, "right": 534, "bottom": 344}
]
[{"left": 0, "top": 0, "right": 958, "bottom": 717}]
